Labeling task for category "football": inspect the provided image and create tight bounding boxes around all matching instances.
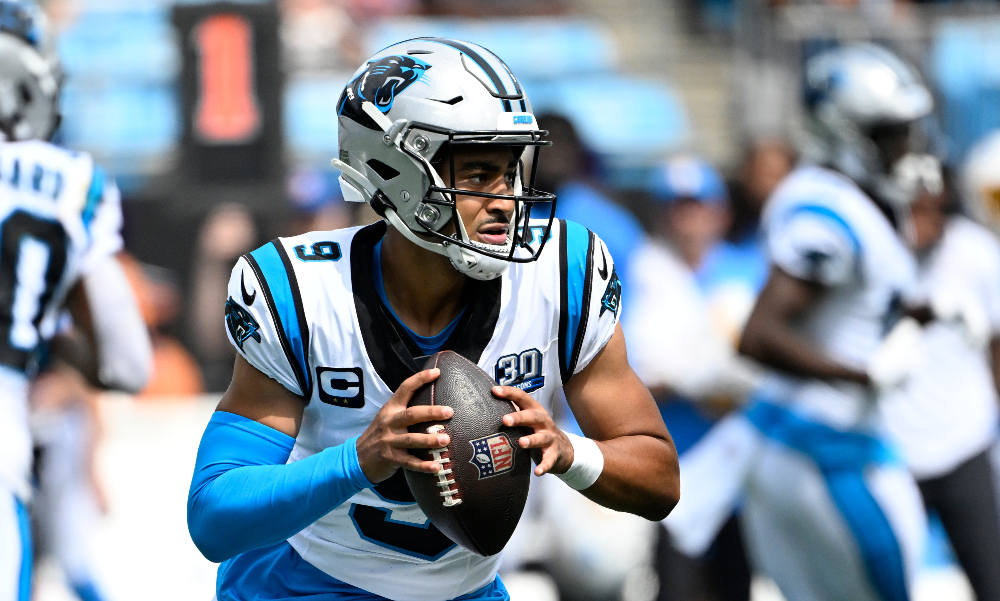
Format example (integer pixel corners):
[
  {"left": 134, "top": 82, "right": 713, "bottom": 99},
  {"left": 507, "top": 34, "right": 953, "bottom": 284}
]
[{"left": 405, "top": 350, "right": 532, "bottom": 556}]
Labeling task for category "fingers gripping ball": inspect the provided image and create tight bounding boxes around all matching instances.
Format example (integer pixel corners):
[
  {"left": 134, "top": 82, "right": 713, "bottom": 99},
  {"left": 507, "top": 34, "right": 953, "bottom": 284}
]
[{"left": 405, "top": 351, "right": 532, "bottom": 556}]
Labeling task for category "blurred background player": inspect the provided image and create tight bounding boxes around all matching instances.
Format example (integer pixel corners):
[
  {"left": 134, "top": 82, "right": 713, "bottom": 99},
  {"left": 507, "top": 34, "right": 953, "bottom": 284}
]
[
  {"left": 725, "top": 138, "right": 797, "bottom": 259},
  {"left": 535, "top": 113, "right": 647, "bottom": 284},
  {"left": 624, "top": 155, "right": 760, "bottom": 601},
  {"left": 0, "top": 2, "right": 152, "bottom": 600},
  {"left": 878, "top": 144, "right": 1000, "bottom": 601},
  {"left": 737, "top": 43, "right": 934, "bottom": 601},
  {"left": 30, "top": 348, "right": 109, "bottom": 601}
]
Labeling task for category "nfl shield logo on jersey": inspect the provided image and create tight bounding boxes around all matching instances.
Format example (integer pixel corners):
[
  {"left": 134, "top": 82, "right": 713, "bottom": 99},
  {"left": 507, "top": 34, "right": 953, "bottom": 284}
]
[{"left": 469, "top": 434, "right": 515, "bottom": 479}]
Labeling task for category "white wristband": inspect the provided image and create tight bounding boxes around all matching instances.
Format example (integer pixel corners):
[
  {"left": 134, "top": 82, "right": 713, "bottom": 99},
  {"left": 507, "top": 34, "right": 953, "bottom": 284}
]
[{"left": 556, "top": 433, "right": 604, "bottom": 490}]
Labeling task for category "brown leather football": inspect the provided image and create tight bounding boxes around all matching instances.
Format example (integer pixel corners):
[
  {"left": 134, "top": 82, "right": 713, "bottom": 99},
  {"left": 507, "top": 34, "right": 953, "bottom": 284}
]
[{"left": 405, "top": 350, "right": 532, "bottom": 556}]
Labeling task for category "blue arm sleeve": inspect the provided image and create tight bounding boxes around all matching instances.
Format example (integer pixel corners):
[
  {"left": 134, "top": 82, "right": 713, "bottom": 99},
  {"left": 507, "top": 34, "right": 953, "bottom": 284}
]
[{"left": 187, "top": 411, "right": 373, "bottom": 563}]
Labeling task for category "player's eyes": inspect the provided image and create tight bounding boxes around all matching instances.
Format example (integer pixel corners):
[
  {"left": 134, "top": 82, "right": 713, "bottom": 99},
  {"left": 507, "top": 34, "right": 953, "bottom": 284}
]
[{"left": 459, "top": 168, "right": 513, "bottom": 188}]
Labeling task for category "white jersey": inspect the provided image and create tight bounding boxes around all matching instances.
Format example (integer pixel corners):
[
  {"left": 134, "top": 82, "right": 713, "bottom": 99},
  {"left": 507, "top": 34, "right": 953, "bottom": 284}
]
[
  {"left": 0, "top": 140, "right": 123, "bottom": 501},
  {"left": 881, "top": 217, "right": 1000, "bottom": 479},
  {"left": 758, "top": 165, "right": 917, "bottom": 429},
  {"left": 623, "top": 239, "right": 758, "bottom": 400},
  {"left": 224, "top": 219, "right": 620, "bottom": 601}
]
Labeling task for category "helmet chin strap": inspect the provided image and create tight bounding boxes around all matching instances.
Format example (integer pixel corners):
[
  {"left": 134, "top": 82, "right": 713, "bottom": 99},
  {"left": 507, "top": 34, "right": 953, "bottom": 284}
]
[
  {"left": 445, "top": 240, "right": 511, "bottom": 281},
  {"left": 379, "top": 207, "right": 508, "bottom": 280},
  {"left": 447, "top": 200, "right": 512, "bottom": 280},
  {"left": 383, "top": 206, "right": 511, "bottom": 281}
]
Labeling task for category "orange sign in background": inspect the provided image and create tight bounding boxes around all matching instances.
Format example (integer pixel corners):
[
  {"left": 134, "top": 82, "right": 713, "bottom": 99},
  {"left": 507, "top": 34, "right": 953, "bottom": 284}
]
[{"left": 192, "top": 13, "right": 261, "bottom": 144}]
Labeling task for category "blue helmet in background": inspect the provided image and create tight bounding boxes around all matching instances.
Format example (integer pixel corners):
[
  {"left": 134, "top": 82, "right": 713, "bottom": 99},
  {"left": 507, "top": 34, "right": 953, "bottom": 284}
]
[{"left": 648, "top": 155, "right": 728, "bottom": 205}]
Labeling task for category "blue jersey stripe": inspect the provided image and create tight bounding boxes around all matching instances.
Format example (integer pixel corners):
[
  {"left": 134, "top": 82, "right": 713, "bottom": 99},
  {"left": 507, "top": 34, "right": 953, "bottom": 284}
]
[
  {"left": 246, "top": 242, "right": 311, "bottom": 396},
  {"left": 16, "top": 496, "right": 31, "bottom": 601},
  {"left": 273, "top": 241, "right": 313, "bottom": 396},
  {"left": 81, "top": 166, "right": 105, "bottom": 228},
  {"left": 786, "top": 204, "right": 862, "bottom": 256},
  {"left": 558, "top": 220, "right": 594, "bottom": 382},
  {"left": 745, "top": 401, "right": 909, "bottom": 601}
]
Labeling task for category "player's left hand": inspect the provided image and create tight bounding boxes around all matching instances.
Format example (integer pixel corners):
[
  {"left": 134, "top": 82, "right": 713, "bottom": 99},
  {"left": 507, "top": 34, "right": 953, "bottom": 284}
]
[{"left": 494, "top": 386, "right": 574, "bottom": 477}]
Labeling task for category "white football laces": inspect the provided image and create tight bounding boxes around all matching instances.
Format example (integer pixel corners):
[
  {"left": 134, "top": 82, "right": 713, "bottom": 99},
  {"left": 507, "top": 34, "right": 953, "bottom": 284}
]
[{"left": 426, "top": 424, "right": 462, "bottom": 507}]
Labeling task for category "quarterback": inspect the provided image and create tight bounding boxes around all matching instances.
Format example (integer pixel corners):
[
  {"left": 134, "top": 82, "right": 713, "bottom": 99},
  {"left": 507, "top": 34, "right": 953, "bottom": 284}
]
[
  {"left": 187, "top": 38, "right": 679, "bottom": 600},
  {"left": 0, "top": 2, "right": 152, "bottom": 600}
]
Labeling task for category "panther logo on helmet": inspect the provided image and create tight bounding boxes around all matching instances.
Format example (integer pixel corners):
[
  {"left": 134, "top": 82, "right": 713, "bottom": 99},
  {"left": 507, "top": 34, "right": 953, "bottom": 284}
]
[{"left": 338, "top": 55, "right": 431, "bottom": 131}]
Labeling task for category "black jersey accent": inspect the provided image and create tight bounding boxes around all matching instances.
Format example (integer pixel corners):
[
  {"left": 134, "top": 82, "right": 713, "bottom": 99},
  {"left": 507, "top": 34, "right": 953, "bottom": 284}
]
[
  {"left": 350, "top": 222, "right": 503, "bottom": 504},
  {"left": 569, "top": 230, "right": 596, "bottom": 377},
  {"left": 556, "top": 221, "right": 596, "bottom": 383},
  {"left": 243, "top": 251, "right": 309, "bottom": 400},
  {"left": 557, "top": 221, "right": 570, "bottom": 383},
  {"left": 349, "top": 222, "right": 503, "bottom": 393},
  {"left": 273, "top": 240, "right": 313, "bottom": 399}
]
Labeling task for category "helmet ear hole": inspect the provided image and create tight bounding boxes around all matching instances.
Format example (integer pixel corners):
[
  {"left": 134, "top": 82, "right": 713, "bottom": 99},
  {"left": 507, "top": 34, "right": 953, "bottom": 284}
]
[
  {"left": 18, "top": 82, "right": 30, "bottom": 104},
  {"left": 366, "top": 158, "right": 400, "bottom": 182}
]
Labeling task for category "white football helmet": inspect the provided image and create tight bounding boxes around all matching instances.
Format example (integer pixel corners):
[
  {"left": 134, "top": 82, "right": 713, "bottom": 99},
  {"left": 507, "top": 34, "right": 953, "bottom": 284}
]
[
  {"left": 0, "top": 1, "right": 61, "bottom": 142},
  {"left": 803, "top": 43, "right": 934, "bottom": 209},
  {"left": 332, "top": 38, "right": 555, "bottom": 281},
  {"left": 963, "top": 130, "right": 1000, "bottom": 236}
]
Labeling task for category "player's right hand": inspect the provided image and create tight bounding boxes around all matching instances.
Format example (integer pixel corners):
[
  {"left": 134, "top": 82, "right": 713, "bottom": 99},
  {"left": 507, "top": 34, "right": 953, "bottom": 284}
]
[
  {"left": 866, "top": 317, "right": 923, "bottom": 391},
  {"left": 356, "top": 368, "right": 454, "bottom": 483}
]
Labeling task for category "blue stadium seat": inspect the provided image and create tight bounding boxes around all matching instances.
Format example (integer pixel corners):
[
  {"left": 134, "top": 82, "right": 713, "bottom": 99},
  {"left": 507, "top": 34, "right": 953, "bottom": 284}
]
[
  {"left": 60, "top": 83, "right": 179, "bottom": 174},
  {"left": 525, "top": 75, "right": 688, "bottom": 161},
  {"left": 58, "top": 7, "right": 179, "bottom": 84},
  {"left": 930, "top": 19, "right": 1000, "bottom": 162},
  {"left": 284, "top": 75, "right": 350, "bottom": 166}
]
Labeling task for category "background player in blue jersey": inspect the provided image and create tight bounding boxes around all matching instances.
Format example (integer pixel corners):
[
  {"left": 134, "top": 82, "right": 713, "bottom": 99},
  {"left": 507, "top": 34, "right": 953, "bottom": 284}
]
[
  {"left": 0, "top": 3, "right": 152, "bottom": 600},
  {"left": 187, "top": 38, "right": 679, "bottom": 601}
]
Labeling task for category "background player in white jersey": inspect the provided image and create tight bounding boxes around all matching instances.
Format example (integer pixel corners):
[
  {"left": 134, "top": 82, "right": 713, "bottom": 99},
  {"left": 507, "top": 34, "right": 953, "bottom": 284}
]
[
  {"left": 186, "top": 38, "right": 679, "bottom": 601},
  {"left": 0, "top": 2, "right": 152, "bottom": 600},
  {"left": 879, "top": 142, "right": 1000, "bottom": 601},
  {"left": 736, "top": 44, "right": 936, "bottom": 601}
]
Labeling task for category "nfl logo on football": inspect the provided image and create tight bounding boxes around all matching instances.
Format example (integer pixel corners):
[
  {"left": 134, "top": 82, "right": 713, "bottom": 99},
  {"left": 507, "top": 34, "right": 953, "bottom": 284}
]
[{"left": 469, "top": 434, "right": 515, "bottom": 479}]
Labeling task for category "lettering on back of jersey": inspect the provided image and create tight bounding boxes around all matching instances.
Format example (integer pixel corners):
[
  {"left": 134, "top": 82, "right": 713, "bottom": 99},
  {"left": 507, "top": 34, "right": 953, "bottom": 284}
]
[
  {"left": 600, "top": 266, "right": 621, "bottom": 318},
  {"left": 494, "top": 348, "right": 544, "bottom": 393},
  {"left": 469, "top": 433, "right": 515, "bottom": 479},
  {"left": 317, "top": 367, "right": 365, "bottom": 408},
  {"left": 225, "top": 297, "right": 261, "bottom": 349}
]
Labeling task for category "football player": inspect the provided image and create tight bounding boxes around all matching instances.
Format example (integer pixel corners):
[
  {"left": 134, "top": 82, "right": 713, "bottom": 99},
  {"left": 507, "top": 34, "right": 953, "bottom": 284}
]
[
  {"left": 878, "top": 141, "right": 1000, "bottom": 601},
  {"left": 0, "top": 3, "right": 152, "bottom": 600},
  {"left": 187, "top": 38, "right": 679, "bottom": 601},
  {"left": 737, "top": 44, "right": 933, "bottom": 601}
]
